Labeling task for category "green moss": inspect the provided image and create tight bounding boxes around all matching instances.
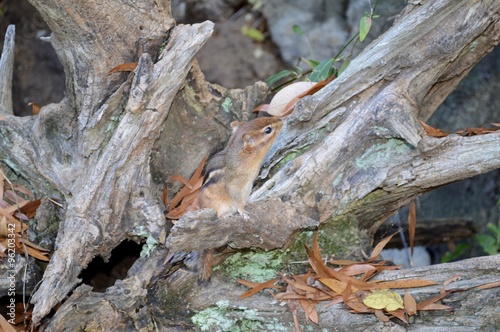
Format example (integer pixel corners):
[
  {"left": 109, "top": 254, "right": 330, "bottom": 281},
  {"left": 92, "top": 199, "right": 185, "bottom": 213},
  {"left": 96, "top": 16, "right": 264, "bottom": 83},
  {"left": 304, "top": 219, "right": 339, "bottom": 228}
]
[
  {"left": 284, "top": 216, "right": 361, "bottom": 274},
  {"left": 192, "top": 301, "right": 289, "bottom": 332},
  {"left": 220, "top": 250, "right": 284, "bottom": 282}
]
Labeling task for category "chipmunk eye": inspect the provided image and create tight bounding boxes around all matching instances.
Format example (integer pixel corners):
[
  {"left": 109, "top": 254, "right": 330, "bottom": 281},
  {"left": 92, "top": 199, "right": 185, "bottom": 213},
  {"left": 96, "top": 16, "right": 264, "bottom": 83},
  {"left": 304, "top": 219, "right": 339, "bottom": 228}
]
[{"left": 264, "top": 126, "right": 273, "bottom": 134}]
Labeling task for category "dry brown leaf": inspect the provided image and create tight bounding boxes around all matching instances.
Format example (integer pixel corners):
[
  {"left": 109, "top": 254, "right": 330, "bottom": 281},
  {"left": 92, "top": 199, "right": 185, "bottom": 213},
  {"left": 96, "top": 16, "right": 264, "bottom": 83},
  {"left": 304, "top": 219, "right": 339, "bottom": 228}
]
[
  {"left": 416, "top": 291, "right": 450, "bottom": 310},
  {"left": 475, "top": 281, "right": 500, "bottom": 290},
  {"left": 238, "top": 278, "right": 279, "bottom": 299},
  {"left": 28, "top": 102, "right": 41, "bottom": 115},
  {"left": 374, "top": 309, "right": 390, "bottom": 322},
  {"left": 251, "top": 104, "right": 269, "bottom": 113},
  {"left": 281, "top": 76, "right": 335, "bottom": 117},
  {"left": 345, "top": 297, "right": 373, "bottom": 313},
  {"left": 304, "top": 244, "right": 332, "bottom": 279},
  {"left": 0, "top": 205, "right": 19, "bottom": 224},
  {"left": 4, "top": 200, "right": 29, "bottom": 215},
  {"left": 23, "top": 245, "right": 50, "bottom": 261},
  {"left": 442, "top": 275, "right": 461, "bottom": 289},
  {"left": 306, "top": 244, "right": 375, "bottom": 290},
  {"left": 342, "top": 281, "right": 353, "bottom": 303},
  {"left": 375, "top": 279, "right": 437, "bottom": 289},
  {"left": 370, "top": 231, "right": 400, "bottom": 261},
  {"left": 18, "top": 237, "right": 49, "bottom": 252},
  {"left": 165, "top": 156, "right": 206, "bottom": 219},
  {"left": 298, "top": 299, "right": 319, "bottom": 324},
  {"left": 108, "top": 62, "right": 138, "bottom": 74},
  {"left": 360, "top": 268, "right": 378, "bottom": 282},
  {"left": 328, "top": 259, "right": 360, "bottom": 265},
  {"left": 283, "top": 274, "right": 320, "bottom": 295},
  {"left": 167, "top": 175, "right": 194, "bottom": 190},
  {"left": 408, "top": 200, "right": 416, "bottom": 258},
  {"left": 19, "top": 199, "right": 41, "bottom": 219},
  {"left": 419, "top": 303, "right": 453, "bottom": 311},
  {"left": 319, "top": 278, "right": 349, "bottom": 295},
  {"left": 403, "top": 290, "right": 417, "bottom": 316},
  {"left": 455, "top": 127, "right": 499, "bottom": 136},
  {"left": 419, "top": 120, "right": 449, "bottom": 137},
  {"left": 267, "top": 82, "right": 315, "bottom": 117},
  {"left": 274, "top": 293, "right": 310, "bottom": 301},
  {"left": 387, "top": 308, "right": 409, "bottom": 323},
  {"left": 340, "top": 264, "right": 377, "bottom": 276}
]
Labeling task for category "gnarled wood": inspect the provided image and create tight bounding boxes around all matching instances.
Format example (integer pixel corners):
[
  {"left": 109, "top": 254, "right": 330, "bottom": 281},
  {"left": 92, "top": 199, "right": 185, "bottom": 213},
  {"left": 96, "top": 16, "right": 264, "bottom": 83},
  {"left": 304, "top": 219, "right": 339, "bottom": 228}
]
[
  {"left": 0, "top": 0, "right": 498, "bottom": 330},
  {"left": 0, "top": 25, "right": 14, "bottom": 115}
]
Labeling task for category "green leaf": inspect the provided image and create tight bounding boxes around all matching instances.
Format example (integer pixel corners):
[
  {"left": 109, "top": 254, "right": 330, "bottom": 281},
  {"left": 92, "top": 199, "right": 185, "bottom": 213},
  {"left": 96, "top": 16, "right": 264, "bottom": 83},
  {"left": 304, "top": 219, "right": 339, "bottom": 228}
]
[
  {"left": 476, "top": 234, "right": 498, "bottom": 255},
  {"left": 440, "top": 243, "right": 470, "bottom": 263},
  {"left": 293, "top": 24, "right": 305, "bottom": 36},
  {"left": 309, "top": 58, "right": 334, "bottom": 82},
  {"left": 265, "top": 69, "right": 298, "bottom": 87},
  {"left": 486, "top": 222, "right": 500, "bottom": 238},
  {"left": 359, "top": 15, "right": 372, "bottom": 42},
  {"left": 241, "top": 26, "right": 265, "bottom": 42},
  {"left": 302, "top": 58, "right": 320, "bottom": 69},
  {"left": 338, "top": 59, "right": 351, "bottom": 76}
]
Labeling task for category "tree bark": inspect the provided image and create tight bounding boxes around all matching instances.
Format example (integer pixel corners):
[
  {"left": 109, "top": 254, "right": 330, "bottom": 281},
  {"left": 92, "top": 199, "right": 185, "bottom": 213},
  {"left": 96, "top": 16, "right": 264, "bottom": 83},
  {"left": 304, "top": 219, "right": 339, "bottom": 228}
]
[{"left": 0, "top": 0, "right": 499, "bottom": 330}]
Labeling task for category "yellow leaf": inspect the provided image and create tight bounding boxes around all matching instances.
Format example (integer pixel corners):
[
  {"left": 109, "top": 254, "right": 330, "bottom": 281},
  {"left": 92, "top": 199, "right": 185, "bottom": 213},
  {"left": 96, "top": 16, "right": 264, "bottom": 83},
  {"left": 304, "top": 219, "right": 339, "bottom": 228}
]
[{"left": 362, "top": 289, "right": 404, "bottom": 311}]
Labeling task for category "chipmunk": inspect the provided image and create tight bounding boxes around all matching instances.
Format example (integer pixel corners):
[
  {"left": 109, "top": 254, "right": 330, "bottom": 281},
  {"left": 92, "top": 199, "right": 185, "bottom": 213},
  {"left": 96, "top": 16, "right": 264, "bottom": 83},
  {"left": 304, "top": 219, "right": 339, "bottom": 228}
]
[{"left": 192, "top": 116, "right": 283, "bottom": 282}]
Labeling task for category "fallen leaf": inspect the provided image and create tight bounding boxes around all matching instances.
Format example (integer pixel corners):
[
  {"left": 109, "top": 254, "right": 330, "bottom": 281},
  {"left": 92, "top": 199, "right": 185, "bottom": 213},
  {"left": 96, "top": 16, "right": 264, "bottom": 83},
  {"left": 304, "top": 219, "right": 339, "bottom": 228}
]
[
  {"left": 387, "top": 308, "right": 409, "bottom": 323},
  {"left": 108, "top": 62, "right": 138, "bottom": 74},
  {"left": 299, "top": 299, "right": 319, "bottom": 324},
  {"left": 416, "top": 291, "right": 450, "bottom": 310},
  {"left": 442, "top": 275, "right": 461, "bottom": 289},
  {"left": 403, "top": 290, "right": 417, "bottom": 316},
  {"left": 475, "top": 281, "right": 500, "bottom": 290},
  {"left": 252, "top": 104, "right": 269, "bottom": 113},
  {"left": 375, "top": 279, "right": 437, "bottom": 289},
  {"left": 370, "top": 230, "right": 400, "bottom": 261},
  {"left": 319, "top": 278, "right": 350, "bottom": 295},
  {"left": 339, "top": 263, "right": 377, "bottom": 276},
  {"left": 363, "top": 289, "right": 404, "bottom": 311},
  {"left": 374, "top": 309, "right": 390, "bottom": 322},
  {"left": 408, "top": 200, "right": 416, "bottom": 258},
  {"left": 345, "top": 297, "right": 373, "bottom": 313},
  {"left": 280, "top": 77, "right": 335, "bottom": 117},
  {"left": 267, "top": 82, "right": 315, "bottom": 117},
  {"left": 19, "top": 199, "right": 41, "bottom": 219},
  {"left": 419, "top": 303, "right": 453, "bottom": 311},
  {"left": 419, "top": 120, "right": 449, "bottom": 137},
  {"left": 238, "top": 278, "right": 279, "bottom": 299}
]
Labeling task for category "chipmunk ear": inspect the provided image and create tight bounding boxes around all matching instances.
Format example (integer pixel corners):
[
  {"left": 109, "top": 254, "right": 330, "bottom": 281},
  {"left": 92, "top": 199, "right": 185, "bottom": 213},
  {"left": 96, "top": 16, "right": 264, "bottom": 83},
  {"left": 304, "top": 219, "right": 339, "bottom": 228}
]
[{"left": 230, "top": 121, "right": 244, "bottom": 133}]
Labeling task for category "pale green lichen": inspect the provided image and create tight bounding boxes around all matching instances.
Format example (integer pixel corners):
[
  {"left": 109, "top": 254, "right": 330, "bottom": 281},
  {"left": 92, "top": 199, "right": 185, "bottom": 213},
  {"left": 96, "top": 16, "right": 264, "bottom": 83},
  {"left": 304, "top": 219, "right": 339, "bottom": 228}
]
[
  {"left": 220, "top": 250, "right": 283, "bottom": 282},
  {"left": 221, "top": 97, "right": 233, "bottom": 113},
  {"left": 354, "top": 139, "right": 409, "bottom": 170},
  {"left": 332, "top": 172, "right": 343, "bottom": 187},
  {"left": 192, "top": 301, "right": 289, "bottom": 332},
  {"left": 130, "top": 225, "right": 158, "bottom": 257}
]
